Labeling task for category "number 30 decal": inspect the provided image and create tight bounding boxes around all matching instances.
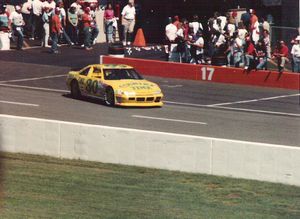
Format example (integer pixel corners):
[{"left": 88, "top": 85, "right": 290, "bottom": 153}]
[
  {"left": 201, "top": 67, "right": 215, "bottom": 81},
  {"left": 86, "top": 79, "right": 98, "bottom": 93}
]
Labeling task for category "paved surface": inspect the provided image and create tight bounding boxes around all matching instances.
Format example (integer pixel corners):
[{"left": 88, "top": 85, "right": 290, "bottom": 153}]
[{"left": 0, "top": 44, "right": 299, "bottom": 146}]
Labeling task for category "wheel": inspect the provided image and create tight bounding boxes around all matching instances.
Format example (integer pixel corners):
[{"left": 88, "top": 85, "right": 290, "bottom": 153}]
[
  {"left": 105, "top": 87, "right": 115, "bottom": 106},
  {"left": 70, "top": 80, "right": 81, "bottom": 99}
]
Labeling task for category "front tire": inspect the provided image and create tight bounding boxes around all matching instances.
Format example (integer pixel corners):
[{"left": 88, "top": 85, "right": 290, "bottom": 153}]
[
  {"left": 105, "top": 87, "right": 115, "bottom": 106},
  {"left": 70, "top": 80, "right": 81, "bottom": 99}
]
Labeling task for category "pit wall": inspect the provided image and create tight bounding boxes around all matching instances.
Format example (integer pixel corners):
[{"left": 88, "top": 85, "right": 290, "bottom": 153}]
[
  {"left": 1, "top": 114, "right": 299, "bottom": 187},
  {"left": 100, "top": 56, "right": 300, "bottom": 90}
]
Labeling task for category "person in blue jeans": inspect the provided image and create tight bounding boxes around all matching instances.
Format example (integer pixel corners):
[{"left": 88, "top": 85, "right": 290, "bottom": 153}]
[
  {"left": 9, "top": 5, "right": 25, "bottom": 50},
  {"left": 50, "top": 8, "right": 62, "bottom": 54},
  {"left": 255, "top": 40, "right": 267, "bottom": 70}
]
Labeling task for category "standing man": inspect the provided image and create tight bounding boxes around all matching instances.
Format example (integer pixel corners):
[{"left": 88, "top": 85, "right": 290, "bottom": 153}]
[
  {"left": 50, "top": 7, "right": 62, "bottom": 54},
  {"left": 291, "top": 36, "right": 300, "bottom": 73},
  {"left": 121, "top": 0, "right": 136, "bottom": 46},
  {"left": 31, "top": 0, "right": 44, "bottom": 40},
  {"left": 9, "top": 5, "right": 25, "bottom": 50},
  {"left": 81, "top": 7, "right": 93, "bottom": 50},
  {"left": 21, "top": 0, "right": 32, "bottom": 38}
]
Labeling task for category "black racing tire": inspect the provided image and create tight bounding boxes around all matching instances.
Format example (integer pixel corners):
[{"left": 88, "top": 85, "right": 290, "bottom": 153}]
[
  {"left": 105, "top": 87, "right": 115, "bottom": 106},
  {"left": 70, "top": 80, "right": 81, "bottom": 99}
]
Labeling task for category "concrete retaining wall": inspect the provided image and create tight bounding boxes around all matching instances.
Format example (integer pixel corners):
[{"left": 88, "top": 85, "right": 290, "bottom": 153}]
[{"left": 1, "top": 114, "right": 299, "bottom": 186}]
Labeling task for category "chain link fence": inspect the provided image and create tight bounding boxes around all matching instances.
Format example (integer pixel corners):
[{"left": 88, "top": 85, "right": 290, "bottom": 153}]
[{"left": 270, "top": 26, "right": 299, "bottom": 49}]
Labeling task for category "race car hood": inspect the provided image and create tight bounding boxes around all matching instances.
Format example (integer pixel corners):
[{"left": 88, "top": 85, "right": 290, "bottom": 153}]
[{"left": 110, "top": 80, "right": 162, "bottom": 95}]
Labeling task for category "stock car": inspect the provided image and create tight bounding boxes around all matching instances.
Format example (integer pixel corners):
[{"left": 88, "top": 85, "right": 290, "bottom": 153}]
[{"left": 66, "top": 64, "right": 163, "bottom": 107}]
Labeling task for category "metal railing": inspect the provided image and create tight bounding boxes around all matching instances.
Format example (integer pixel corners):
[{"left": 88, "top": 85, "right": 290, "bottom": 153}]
[{"left": 270, "top": 26, "right": 299, "bottom": 48}]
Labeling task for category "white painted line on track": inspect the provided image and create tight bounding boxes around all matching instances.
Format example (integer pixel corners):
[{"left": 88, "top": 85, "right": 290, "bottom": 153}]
[
  {"left": 212, "top": 106, "right": 300, "bottom": 117},
  {"left": 0, "top": 74, "right": 66, "bottom": 83},
  {"left": 0, "top": 100, "right": 39, "bottom": 107},
  {"left": 132, "top": 115, "right": 207, "bottom": 125},
  {"left": 207, "top": 93, "right": 300, "bottom": 107},
  {"left": 0, "top": 83, "right": 68, "bottom": 93},
  {"left": 164, "top": 101, "right": 207, "bottom": 107}
]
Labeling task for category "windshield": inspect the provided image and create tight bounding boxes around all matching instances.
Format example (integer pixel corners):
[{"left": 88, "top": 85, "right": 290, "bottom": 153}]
[{"left": 103, "top": 69, "right": 143, "bottom": 80}]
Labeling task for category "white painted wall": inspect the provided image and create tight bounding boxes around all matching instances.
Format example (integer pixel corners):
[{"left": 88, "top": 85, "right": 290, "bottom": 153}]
[{"left": 1, "top": 114, "right": 299, "bottom": 186}]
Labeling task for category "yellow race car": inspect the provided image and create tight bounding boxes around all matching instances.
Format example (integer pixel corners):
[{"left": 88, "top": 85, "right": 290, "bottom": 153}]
[{"left": 66, "top": 64, "right": 163, "bottom": 107}]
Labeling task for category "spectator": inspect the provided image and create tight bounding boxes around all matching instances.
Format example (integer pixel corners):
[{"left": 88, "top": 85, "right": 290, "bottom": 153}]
[
  {"left": 41, "top": 6, "right": 51, "bottom": 47},
  {"left": 89, "top": 3, "right": 99, "bottom": 45},
  {"left": 244, "top": 37, "right": 256, "bottom": 70},
  {"left": 81, "top": 7, "right": 93, "bottom": 50},
  {"left": 241, "top": 9, "right": 251, "bottom": 30},
  {"left": 225, "top": 17, "right": 236, "bottom": 37},
  {"left": 43, "top": 0, "right": 55, "bottom": 12},
  {"left": 255, "top": 39, "right": 267, "bottom": 70},
  {"left": 0, "top": 5, "right": 10, "bottom": 32},
  {"left": 9, "top": 5, "right": 25, "bottom": 50},
  {"left": 250, "top": 9, "right": 260, "bottom": 44},
  {"left": 31, "top": 0, "right": 44, "bottom": 40},
  {"left": 67, "top": 6, "right": 79, "bottom": 44},
  {"left": 189, "top": 15, "right": 203, "bottom": 35},
  {"left": 261, "top": 17, "right": 270, "bottom": 33},
  {"left": 57, "top": 1, "right": 73, "bottom": 46},
  {"left": 165, "top": 17, "right": 178, "bottom": 62},
  {"left": 121, "top": 0, "right": 136, "bottom": 46},
  {"left": 21, "top": 0, "right": 32, "bottom": 37},
  {"left": 70, "top": 0, "right": 82, "bottom": 15},
  {"left": 291, "top": 36, "right": 300, "bottom": 73},
  {"left": 272, "top": 40, "right": 289, "bottom": 73},
  {"left": 104, "top": 3, "right": 115, "bottom": 43},
  {"left": 188, "top": 31, "right": 204, "bottom": 64},
  {"left": 50, "top": 7, "right": 62, "bottom": 53},
  {"left": 263, "top": 30, "right": 271, "bottom": 59},
  {"left": 173, "top": 15, "right": 180, "bottom": 29}
]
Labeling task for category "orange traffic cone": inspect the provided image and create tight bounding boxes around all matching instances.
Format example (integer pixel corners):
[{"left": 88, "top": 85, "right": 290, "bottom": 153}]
[{"left": 133, "top": 28, "right": 146, "bottom": 47}]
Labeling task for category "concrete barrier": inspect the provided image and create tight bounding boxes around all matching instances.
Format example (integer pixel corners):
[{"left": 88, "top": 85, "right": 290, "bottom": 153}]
[
  {"left": 1, "top": 114, "right": 300, "bottom": 186},
  {"left": 100, "top": 56, "right": 300, "bottom": 90}
]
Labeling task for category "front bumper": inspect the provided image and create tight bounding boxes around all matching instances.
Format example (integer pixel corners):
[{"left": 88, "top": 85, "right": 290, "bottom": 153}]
[{"left": 115, "top": 95, "right": 163, "bottom": 107}]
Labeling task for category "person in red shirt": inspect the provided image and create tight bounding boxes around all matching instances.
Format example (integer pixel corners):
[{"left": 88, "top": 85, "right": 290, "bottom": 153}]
[
  {"left": 272, "top": 40, "right": 289, "bottom": 73},
  {"left": 50, "top": 7, "right": 62, "bottom": 54},
  {"left": 244, "top": 36, "right": 256, "bottom": 70},
  {"left": 81, "top": 7, "right": 93, "bottom": 50}
]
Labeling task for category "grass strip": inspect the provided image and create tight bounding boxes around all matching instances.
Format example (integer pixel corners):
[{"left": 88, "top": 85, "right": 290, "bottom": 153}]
[{"left": 1, "top": 152, "right": 300, "bottom": 219}]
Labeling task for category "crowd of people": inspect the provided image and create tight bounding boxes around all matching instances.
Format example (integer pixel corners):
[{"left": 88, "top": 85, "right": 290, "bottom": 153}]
[
  {"left": 0, "top": 0, "right": 137, "bottom": 53},
  {"left": 165, "top": 10, "right": 300, "bottom": 73}
]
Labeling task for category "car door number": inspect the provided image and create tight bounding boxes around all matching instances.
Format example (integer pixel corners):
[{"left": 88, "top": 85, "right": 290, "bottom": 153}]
[{"left": 86, "top": 79, "right": 99, "bottom": 94}]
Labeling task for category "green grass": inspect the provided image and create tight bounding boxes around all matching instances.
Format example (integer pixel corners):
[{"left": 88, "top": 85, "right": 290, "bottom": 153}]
[{"left": 1, "top": 153, "right": 300, "bottom": 219}]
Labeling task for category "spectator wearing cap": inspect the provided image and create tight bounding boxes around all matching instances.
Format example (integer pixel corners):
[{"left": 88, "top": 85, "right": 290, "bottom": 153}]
[
  {"left": 67, "top": 6, "right": 79, "bottom": 45},
  {"left": 291, "top": 36, "right": 300, "bottom": 73},
  {"left": 41, "top": 6, "right": 51, "bottom": 47},
  {"left": 121, "top": 0, "right": 136, "bottom": 46},
  {"left": 31, "top": 0, "right": 44, "bottom": 40},
  {"left": 81, "top": 7, "right": 93, "bottom": 50},
  {"left": 272, "top": 40, "right": 289, "bottom": 73},
  {"left": 9, "top": 5, "right": 25, "bottom": 50},
  {"left": 50, "top": 7, "right": 62, "bottom": 53}
]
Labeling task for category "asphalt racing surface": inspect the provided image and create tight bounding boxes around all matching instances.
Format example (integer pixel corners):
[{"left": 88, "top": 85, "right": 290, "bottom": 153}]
[{"left": 0, "top": 44, "right": 299, "bottom": 147}]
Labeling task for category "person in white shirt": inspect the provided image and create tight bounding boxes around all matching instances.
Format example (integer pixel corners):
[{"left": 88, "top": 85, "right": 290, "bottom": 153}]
[
  {"left": 189, "top": 15, "right": 203, "bottom": 35},
  {"left": 121, "top": 0, "right": 136, "bottom": 45},
  {"left": 189, "top": 31, "right": 204, "bottom": 64},
  {"left": 9, "top": 5, "right": 25, "bottom": 50},
  {"left": 43, "top": 0, "right": 56, "bottom": 12},
  {"left": 165, "top": 17, "right": 177, "bottom": 61},
  {"left": 21, "top": 0, "right": 32, "bottom": 37},
  {"left": 291, "top": 36, "right": 300, "bottom": 73},
  {"left": 31, "top": 0, "right": 44, "bottom": 40}
]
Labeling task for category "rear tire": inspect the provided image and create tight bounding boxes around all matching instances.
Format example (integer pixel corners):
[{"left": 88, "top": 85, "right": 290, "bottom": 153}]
[
  {"left": 105, "top": 87, "right": 115, "bottom": 106},
  {"left": 70, "top": 80, "right": 81, "bottom": 99}
]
